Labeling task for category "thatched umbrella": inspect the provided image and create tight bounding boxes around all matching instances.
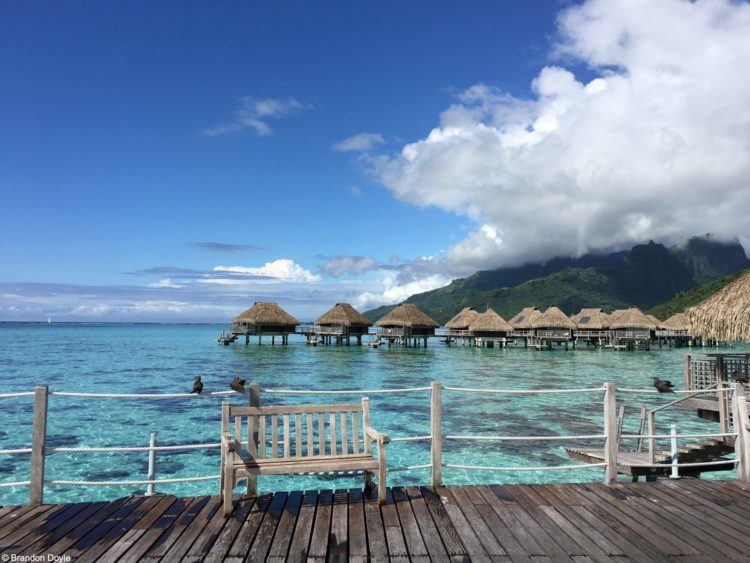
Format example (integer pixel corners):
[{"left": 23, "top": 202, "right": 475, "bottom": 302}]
[
  {"left": 660, "top": 313, "right": 691, "bottom": 333},
  {"left": 232, "top": 301, "right": 299, "bottom": 344},
  {"left": 687, "top": 270, "right": 750, "bottom": 342},
  {"left": 509, "top": 307, "right": 542, "bottom": 330},
  {"left": 571, "top": 308, "right": 610, "bottom": 330},
  {"left": 608, "top": 307, "right": 656, "bottom": 330},
  {"left": 375, "top": 303, "right": 439, "bottom": 343},
  {"left": 468, "top": 309, "right": 513, "bottom": 335},
  {"left": 445, "top": 307, "right": 480, "bottom": 330},
  {"left": 531, "top": 306, "right": 577, "bottom": 330}
]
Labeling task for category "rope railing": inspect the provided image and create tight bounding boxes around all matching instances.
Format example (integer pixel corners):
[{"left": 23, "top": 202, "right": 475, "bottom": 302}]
[
  {"left": 615, "top": 387, "right": 732, "bottom": 395},
  {"left": 443, "top": 386, "right": 605, "bottom": 394},
  {"left": 0, "top": 481, "right": 31, "bottom": 488},
  {"left": 50, "top": 390, "right": 237, "bottom": 398},
  {"left": 620, "top": 432, "right": 738, "bottom": 440},
  {"left": 263, "top": 386, "right": 431, "bottom": 395},
  {"left": 445, "top": 434, "right": 606, "bottom": 441},
  {"left": 443, "top": 462, "right": 608, "bottom": 471},
  {"left": 0, "top": 448, "right": 33, "bottom": 455},
  {"left": 389, "top": 435, "right": 432, "bottom": 443},
  {"left": 0, "top": 391, "right": 35, "bottom": 399},
  {"left": 46, "top": 474, "right": 221, "bottom": 486},
  {"left": 621, "top": 460, "right": 738, "bottom": 468}
]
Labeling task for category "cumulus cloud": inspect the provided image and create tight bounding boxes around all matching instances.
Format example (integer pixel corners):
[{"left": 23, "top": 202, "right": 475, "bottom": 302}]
[
  {"left": 332, "top": 132, "right": 385, "bottom": 152},
  {"left": 374, "top": 0, "right": 750, "bottom": 273},
  {"left": 213, "top": 259, "right": 321, "bottom": 283},
  {"left": 204, "top": 97, "right": 307, "bottom": 137},
  {"left": 353, "top": 273, "right": 450, "bottom": 310},
  {"left": 148, "top": 278, "right": 184, "bottom": 289}
]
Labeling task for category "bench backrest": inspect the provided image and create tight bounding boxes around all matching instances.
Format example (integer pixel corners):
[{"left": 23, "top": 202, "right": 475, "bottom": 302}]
[{"left": 222, "top": 399, "right": 372, "bottom": 459}]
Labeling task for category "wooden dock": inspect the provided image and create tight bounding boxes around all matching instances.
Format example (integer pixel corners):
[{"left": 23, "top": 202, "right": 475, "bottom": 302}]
[{"left": 2, "top": 480, "right": 750, "bottom": 561}]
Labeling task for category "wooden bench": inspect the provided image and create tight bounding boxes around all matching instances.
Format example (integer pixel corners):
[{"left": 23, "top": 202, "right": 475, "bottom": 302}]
[{"left": 220, "top": 398, "right": 389, "bottom": 516}]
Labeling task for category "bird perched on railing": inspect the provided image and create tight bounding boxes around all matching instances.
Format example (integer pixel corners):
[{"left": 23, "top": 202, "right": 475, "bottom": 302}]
[
  {"left": 191, "top": 376, "right": 203, "bottom": 394},
  {"left": 653, "top": 377, "right": 675, "bottom": 393},
  {"left": 732, "top": 371, "right": 749, "bottom": 384},
  {"left": 230, "top": 376, "right": 246, "bottom": 394}
]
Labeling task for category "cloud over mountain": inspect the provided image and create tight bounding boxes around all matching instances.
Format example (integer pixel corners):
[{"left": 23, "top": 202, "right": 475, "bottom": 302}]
[{"left": 374, "top": 0, "right": 750, "bottom": 275}]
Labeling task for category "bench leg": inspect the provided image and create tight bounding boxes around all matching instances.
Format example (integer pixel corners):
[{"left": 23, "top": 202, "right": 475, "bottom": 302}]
[
  {"left": 246, "top": 474, "right": 257, "bottom": 497},
  {"left": 364, "top": 470, "right": 372, "bottom": 495},
  {"left": 377, "top": 465, "right": 386, "bottom": 504},
  {"left": 223, "top": 456, "right": 234, "bottom": 516}
]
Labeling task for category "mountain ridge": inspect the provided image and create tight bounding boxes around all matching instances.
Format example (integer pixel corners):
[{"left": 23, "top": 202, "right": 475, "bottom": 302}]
[{"left": 363, "top": 236, "right": 750, "bottom": 324}]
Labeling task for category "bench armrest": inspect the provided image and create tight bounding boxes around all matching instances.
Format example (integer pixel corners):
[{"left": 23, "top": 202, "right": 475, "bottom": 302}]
[
  {"left": 365, "top": 426, "right": 390, "bottom": 444},
  {"left": 222, "top": 431, "right": 235, "bottom": 453}
]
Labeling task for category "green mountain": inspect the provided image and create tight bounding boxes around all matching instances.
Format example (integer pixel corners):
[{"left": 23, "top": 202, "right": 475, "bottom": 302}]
[
  {"left": 363, "top": 237, "right": 750, "bottom": 324},
  {"left": 648, "top": 268, "right": 750, "bottom": 320}
]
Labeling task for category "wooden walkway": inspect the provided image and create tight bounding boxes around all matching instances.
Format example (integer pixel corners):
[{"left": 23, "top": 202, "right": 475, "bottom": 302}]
[{"left": 2, "top": 480, "right": 750, "bottom": 561}]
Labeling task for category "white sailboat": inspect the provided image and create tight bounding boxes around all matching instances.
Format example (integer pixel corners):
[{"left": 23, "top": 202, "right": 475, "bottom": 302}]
[{"left": 48, "top": 315, "right": 52, "bottom": 324}]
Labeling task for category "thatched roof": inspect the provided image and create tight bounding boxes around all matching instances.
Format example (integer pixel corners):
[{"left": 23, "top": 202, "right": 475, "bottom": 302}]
[
  {"left": 531, "top": 306, "right": 576, "bottom": 329},
  {"left": 468, "top": 309, "right": 513, "bottom": 333},
  {"left": 374, "top": 303, "right": 439, "bottom": 328},
  {"left": 687, "top": 270, "right": 750, "bottom": 341},
  {"left": 608, "top": 309, "right": 627, "bottom": 323},
  {"left": 445, "top": 307, "right": 480, "bottom": 330},
  {"left": 660, "top": 313, "right": 691, "bottom": 332},
  {"left": 233, "top": 302, "right": 299, "bottom": 327},
  {"left": 571, "top": 308, "right": 610, "bottom": 330},
  {"left": 316, "top": 303, "right": 371, "bottom": 327},
  {"left": 608, "top": 307, "right": 656, "bottom": 330},
  {"left": 509, "top": 307, "right": 542, "bottom": 329}
]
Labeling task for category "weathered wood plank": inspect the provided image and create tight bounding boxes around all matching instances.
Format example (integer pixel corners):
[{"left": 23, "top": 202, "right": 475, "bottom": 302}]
[
  {"left": 225, "top": 492, "right": 272, "bottom": 560},
  {"left": 328, "top": 489, "right": 349, "bottom": 561},
  {"left": 381, "top": 488, "right": 409, "bottom": 561},
  {"left": 138, "top": 496, "right": 210, "bottom": 560},
  {"left": 100, "top": 495, "right": 178, "bottom": 561},
  {"left": 286, "top": 490, "right": 318, "bottom": 562},
  {"left": 347, "top": 488, "right": 368, "bottom": 562},
  {"left": 307, "top": 489, "right": 333, "bottom": 561},
  {"left": 246, "top": 491, "right": 288, "bottom": 560},
  {"left": 419, "top": 486, "right": 467, "bottom": 558},
  {"left": 116, "top": 497, "right": 194, "bottom": 563},
  {"left": 267, "top": 490, "right": 304, "bottom": 561}
]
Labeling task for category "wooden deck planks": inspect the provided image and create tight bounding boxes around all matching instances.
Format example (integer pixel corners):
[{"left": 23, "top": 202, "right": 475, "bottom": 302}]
[{"left": 1, "top": 480, "right": 749, "bottom": 560}]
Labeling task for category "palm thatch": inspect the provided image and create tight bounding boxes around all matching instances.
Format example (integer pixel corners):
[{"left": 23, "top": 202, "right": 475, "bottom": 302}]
[
  {"left": 509, "top": 307, "right": 542, "bottom": 329},
  {"left": 316, "top": 303, "right": 371, "bottom": 327},
  {"left": 531, "top": 306, "right": 576, "bottom": 329},
  {"left": 608, "top": 307, "right": 656, "bottom": 330},
  {"left": 233, "top": 302, "right": 299, "bottom": 327},
  {"left": 646, "top": 314, "right": 662, "bottom": 327},
  {"left": 375, "top": 303, "right": 439, "bottom": 328},
  {"left": 445, "top": 307, "right": 480, "bottom": 330},
  {"left": 687, "top": 270, "right": 750, "bottom": 342},
  {"left": 571, "top": 308, "right": 610, "bottom": 330},
  {"left": 660, "top": 313, "right": 691, "bottom": 332},
  {"left": 468, "top": 309, "right": 513, "bottom": 333},
  {"left": 608, "top": 309, "right": 627, "bottom": 324}
]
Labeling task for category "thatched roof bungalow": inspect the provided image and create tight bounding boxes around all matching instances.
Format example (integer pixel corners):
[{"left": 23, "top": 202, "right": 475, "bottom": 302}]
[
  {"left": 659, "top": 313, "right": 691, "bottom": 334},
  {"left": 687, "top": 270, "right": 750, "bottom": 342},
  {"left": 608, "top": 307, "right": 657, "bottom": 330},
  {"left": 571, "top": 308, "right": 610, "bottom": 331},
  {"left": 468, "top": 309, "right": 513, "bottom": 336},
  {"left": 232, "top": 302, "right": 299, "bottom": 344},
  {"left": 445, "top": 307, "right": 480, "bottom": 331},
  {"left": 509, "top": 307, "right": 542, "bottom": 331},
  {"left": 375, "top": 303, "right": 439, "bottom": 337},
  {"left": 315, "top": 303, "right": 371, "bottom": 336},
  {"left": 531, "top": 306, "right": 576, "bottom": 338}
]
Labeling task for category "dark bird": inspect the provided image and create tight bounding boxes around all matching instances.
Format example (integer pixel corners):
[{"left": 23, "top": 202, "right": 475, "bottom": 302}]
[
  {"left": 230, "top": 376, "right": 247, "bottom": 394},
  {"left": 191, "top": 376, "right": 203, "bottom": 394},
  {"left": 732, "top": 371, "right": 750, "bottom": 384},
  {"left": 653, "top": 376, "right": 675, "bottom": 393}
]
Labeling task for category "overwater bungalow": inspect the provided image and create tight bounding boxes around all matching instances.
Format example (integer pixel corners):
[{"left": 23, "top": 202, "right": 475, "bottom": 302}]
[
  {"left": 608, "top": 307, "right": 656, "bottom": 349},
  {"left": 231, "top": 301, "right": 299, "bottom": 345},
  {"left": 654, "top": 312, "right": 694, "bottom": 347},
  {"left": 530, "top": 306, "right": 577, "bottom": 349},
  {"left": 571, "top": 308, "right": 611, "bottom": 346},
  {"left": 468, "top": 308, "right": 513, "bottom": 348},
  {"left": 310, "top": 303, "right": 372, "bottom": 346},
  {"left": 374, "top": 303, "right": 439, "bottom": 347},
  {"left": 688, "top": 269, "right": 750, "bottom": 343},
  {"left": 509, "top": 307, "right": 542, "bottom": 339},
  {"left": 444, "top": 307, "right": 480, "bottom": 345}
]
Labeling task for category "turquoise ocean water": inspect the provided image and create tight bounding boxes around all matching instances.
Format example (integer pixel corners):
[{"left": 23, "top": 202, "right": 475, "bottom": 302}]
[{"left": 1, "top": 323, "right": 744, "bottom": 505}]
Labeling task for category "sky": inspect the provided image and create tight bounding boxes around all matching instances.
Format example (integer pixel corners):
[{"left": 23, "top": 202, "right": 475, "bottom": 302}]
[{"left": 1, "top": 0, "right": 750, "bottom": 322}]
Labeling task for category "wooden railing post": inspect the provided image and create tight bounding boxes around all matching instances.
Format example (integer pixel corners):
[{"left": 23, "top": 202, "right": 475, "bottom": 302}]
[
  {"left": 146, "top": 432, "right": 157, "bottom": 496},
  {"left": 430, "top": 381, "right": 442, "bottom": 486},
  {"left": 731, "top": 383, "right": 750, "bottom": 482},
  {"left": 647, "top": 411, "right": 656, "bottom": 465},
  {"left": 603, "top": 382, "right": 618, "bottom": 485},
  {"left": 29, "top": 385, "right": 49, "bottom": 505},
  {"left": 247, "top": 383, "right": 260, "bottom": 495},
  {"left": 684, "top": 354, "right": 691, "bottom": 390}
]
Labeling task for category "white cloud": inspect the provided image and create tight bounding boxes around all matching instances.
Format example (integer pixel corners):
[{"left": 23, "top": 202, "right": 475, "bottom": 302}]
[
  {"left": 332, "top": 132, "right": 385, "bottom": 152},
  {"left": 374, "top": 0, "right": 750, "bottom": 273},
  {"left": 204, "top": 97, "right": 306, "bottom": 137},
  {"left": 213, "top": 259, "right": 321, "bottom": 283},
  {"left": 148, "top": 278, "right": 184, "bottom": 289},
  {"left": 320, "top": 256, "right": 378, "bottom": 277},
  {"left": 353, "top": 273, "right": 450, "bottom": 310}
]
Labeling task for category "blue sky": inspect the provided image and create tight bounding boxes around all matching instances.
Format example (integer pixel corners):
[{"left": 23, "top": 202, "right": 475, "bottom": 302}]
[{"left": 2, "top": 0, "right": 749, "bottom": 321}]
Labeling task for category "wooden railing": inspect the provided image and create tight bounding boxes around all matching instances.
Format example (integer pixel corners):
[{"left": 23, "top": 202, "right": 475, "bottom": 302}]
[{"left": 2, "top": 380, "right": 748, "bottom": 506}]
